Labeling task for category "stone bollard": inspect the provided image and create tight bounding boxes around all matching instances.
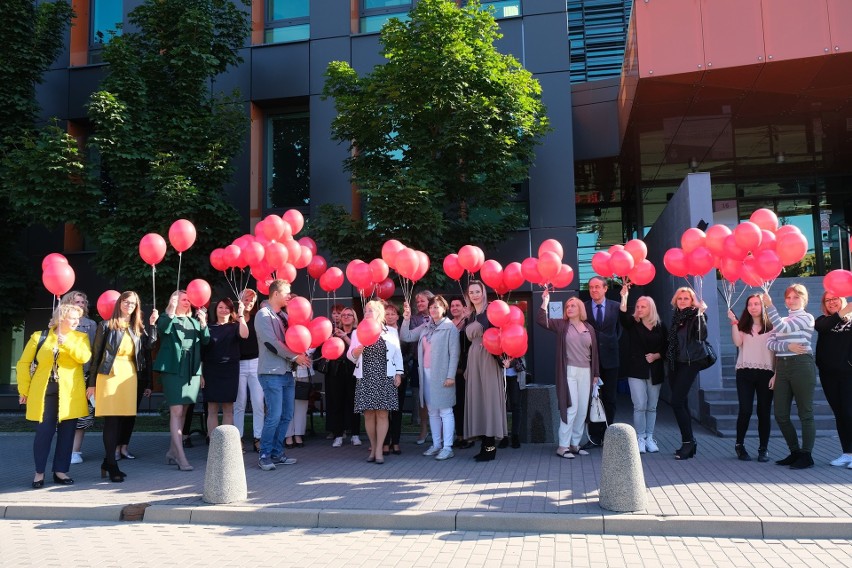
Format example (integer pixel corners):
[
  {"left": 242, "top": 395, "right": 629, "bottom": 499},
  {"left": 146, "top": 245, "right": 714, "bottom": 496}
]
[
  {"left": 203, "top": 425, "right": 247, "bottom": 504},
  {"left": 598, "top": 423, "right": 647, "bottom": 512},
  {"left": 520, "top": 384, "right": 560, "bottom": 443}
]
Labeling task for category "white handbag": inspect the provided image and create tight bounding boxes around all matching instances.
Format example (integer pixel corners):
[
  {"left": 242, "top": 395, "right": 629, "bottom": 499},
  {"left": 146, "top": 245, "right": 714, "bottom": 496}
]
[{"left": 588, "top": 394, "right": 607, "bottom": 423}]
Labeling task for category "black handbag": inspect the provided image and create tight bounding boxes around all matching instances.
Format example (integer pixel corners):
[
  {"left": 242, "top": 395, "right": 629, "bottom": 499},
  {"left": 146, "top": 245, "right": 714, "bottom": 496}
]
[
  {"left": 682, "top": 338, "right": 717, "bottom": 370},
  {"left": 294, "top": 380, "right": 312, "bottom": 401},
  {"left": 312, "top": 357, "right": 329, "bottom": 374}
]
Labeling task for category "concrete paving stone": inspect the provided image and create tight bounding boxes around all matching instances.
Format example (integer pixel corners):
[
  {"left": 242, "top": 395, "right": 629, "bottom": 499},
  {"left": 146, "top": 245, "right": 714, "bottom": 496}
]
[
  {"left": 318, "top": 508, "right": 456, "bottom": 530},
  {"left": 3, "top": 503, "right": 124, "bottom": 521},
  {"left": 190, "top": 505, "right": 320, "bottom": 527},
  {"left": 456, "top": 511, "right": 604, "bottom": 534}
]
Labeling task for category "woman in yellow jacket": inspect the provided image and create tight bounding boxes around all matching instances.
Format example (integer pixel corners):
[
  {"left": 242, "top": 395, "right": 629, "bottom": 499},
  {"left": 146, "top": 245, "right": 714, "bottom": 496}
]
[{"left": 16, "top": 303, "right": 92, "bottom": 488}]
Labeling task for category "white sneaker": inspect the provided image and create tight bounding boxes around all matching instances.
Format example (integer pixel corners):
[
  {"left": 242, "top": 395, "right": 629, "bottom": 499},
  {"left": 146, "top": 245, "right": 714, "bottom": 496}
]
[
  {"left": 435, "top": 448, "right": 454, "bottom": 461},
  {"left": 645, "top": 438, "right": 659, "bottom": 453},
  {"left": 830, "top": 454, "right": 852, "bottom": 467},
  {"left": 332, "top": 437, "right": 343, "bottom": 447},
  {"left": 70, "top": 452, "right": 83, "bottom": 465},
  {"left": 637, "top": 437, "right": 646, "bottom": 454},
  {"left": 423, "top": 446, "right": 441, "bottom": 456},
  {"left": 351, "top": 435, "right": 362, "bottom": 446}
]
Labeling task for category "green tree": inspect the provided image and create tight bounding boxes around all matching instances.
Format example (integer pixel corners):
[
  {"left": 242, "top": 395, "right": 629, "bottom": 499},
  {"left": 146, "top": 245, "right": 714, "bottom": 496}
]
[
  {"left": 0, "top": 0, "right": 76, "bottom": 330},
  {"left": 315, "top": 0, "right": 548, "bottom": 269},
  {"left": 81, "top": 0, "right": 251, "bottom": 301}
]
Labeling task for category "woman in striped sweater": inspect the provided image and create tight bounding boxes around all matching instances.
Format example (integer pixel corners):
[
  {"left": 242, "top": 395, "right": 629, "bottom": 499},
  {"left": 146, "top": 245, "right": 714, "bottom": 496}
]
[{"left": 763, "top": 284, "right": 816, "bottom": 469}]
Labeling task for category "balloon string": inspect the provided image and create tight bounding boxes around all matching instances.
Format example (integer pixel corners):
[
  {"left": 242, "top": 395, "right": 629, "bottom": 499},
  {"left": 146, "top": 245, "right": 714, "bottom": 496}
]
[
  {"left": 152, "top": 265, "right": 157, "bottom": 309},
  {"left": 176, "top": 252, "right": 183, "bottom": 293}
]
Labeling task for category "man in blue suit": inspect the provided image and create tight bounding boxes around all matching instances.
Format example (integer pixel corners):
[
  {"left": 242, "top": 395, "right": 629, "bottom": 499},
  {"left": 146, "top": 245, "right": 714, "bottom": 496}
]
[{"left": 584, "top": 276, "right": 622, "bottom": 444}]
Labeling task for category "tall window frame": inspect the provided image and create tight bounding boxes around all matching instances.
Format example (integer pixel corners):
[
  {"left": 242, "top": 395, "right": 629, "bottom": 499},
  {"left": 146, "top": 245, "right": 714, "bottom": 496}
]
[
  {"left": 359, "top": 0, "right": 413, "bottom": 34},
  {"left": 88, "top": 0, "right": 122, "bottom": 64},
  {"left": 265, "top": 0, "right": 310, "bottom": 43},
  {"left": 264, "top": 109, "right": 311, "bottom": 213}
]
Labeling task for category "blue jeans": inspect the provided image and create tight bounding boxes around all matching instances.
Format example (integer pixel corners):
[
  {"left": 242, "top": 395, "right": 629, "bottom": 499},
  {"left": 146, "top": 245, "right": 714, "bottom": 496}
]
[{"left": 258, "top": 372, "right": 295, "bottom": 457}]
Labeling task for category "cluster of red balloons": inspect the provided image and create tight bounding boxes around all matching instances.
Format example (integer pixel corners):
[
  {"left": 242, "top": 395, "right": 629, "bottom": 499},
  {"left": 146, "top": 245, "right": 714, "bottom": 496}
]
[
  {"left": 824, "top": 269, "right": 852, "bottom": 298},
  {"left": 381, "top": 240, "right": 430, "bottom": 283},
  {"left": 41, "top": 253, "right": 76, "bottom": 297},
  {"left": 281, "top": 296, "right": 336, "bottom": 354},
  {"left": 663, "top": 209, "right": 808, "bottom": 287},
  {"left": 346, "top": 258, "right": 395, "bottom": 299},
  {"left": 137, "top": 218, "right": 196, "bottom": 267},
  {"left": 209, "top": 210, "right": 312, "bottom": 294},
  {"left": 481, "top": 300, "right": 528, "bottom": 358},
  {"left": 443, "top": 240, "right": 574, "bottom": 294},
  {"left": 591, "top": 239, "right": 655, "bottom": 285}
]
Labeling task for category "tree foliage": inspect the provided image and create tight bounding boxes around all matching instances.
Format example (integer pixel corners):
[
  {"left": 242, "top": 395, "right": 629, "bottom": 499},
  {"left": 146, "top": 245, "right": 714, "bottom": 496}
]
[
  {"left": 0, "top": 0, "right": 75, "bottom": 330},
  {"left": 80, "top": 0, "right": 251, "bottom": 302},
  {"left": 315, "top": 0, "right": 548, "bottom": 266}
]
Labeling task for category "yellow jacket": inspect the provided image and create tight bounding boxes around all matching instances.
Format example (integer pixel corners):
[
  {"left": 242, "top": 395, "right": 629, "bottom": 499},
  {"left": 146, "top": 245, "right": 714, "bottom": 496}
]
[{"left": 16, "top": 329, "right": 91, "bottom": 423}]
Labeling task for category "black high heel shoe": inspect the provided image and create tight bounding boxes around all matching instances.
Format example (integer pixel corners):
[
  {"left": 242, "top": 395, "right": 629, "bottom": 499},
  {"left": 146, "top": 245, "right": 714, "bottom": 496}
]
[
  {"left": 674, "top": 441, "right": 696, "bottom": 460},
  {"left": 474, "top": 437, "right": 496, "bottom": 462},
  {"left": 100, "top": 461, "right": 126, "bottom": 483},
  {"left": 52, "top": 472, "right": 74, "bottom": 485},
  {"left": 735, "top": 444, "right": 751, "bottom": 461},
  {"left": 32, "top": 475, "right": 45, "bottom": 489}
]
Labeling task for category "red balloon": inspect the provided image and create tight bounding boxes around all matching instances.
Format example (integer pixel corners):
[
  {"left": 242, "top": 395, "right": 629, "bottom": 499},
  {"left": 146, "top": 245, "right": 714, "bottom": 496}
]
[
  {"left": 591, "top": 251, "right": 612, "bottom": 277},
  {"left": 278, "top": 263, "right": 297, "bottom": 284},
  {"left": 186, "top": 279, "right": 211, "bottom": 308},
  {"left": 521, "top": 257, "right": 544, "bottom": 284},
  {"left": 443, "top": 254, "right": 464, "bottom": 281},
  {"left": 265, "top": 242, "right": 288, "bottom": 269},
  {"left": 552, "top": 264, "right": 575, "bottom": 289},
  {"left": 260, "top": 215, "right": 286, "bottom": 241},
  {"left": 411, "top": 251, "right": 429, "bottom": 281},
  {"left": 503, "top": 262, "right": 525, "bottom": 290},
  {"left": 222, "top": 244, "right": 241, "bottom": 267},
  {"left": 663, "top": 248, "right": 689, "bottom": 278},
  {"left": 233, "top": 235, "right": 253, "bottom": 250},
  {"left": 394, "top": 248, "right": 419, "bottom": 280},
  {"left": 624, "top": 239, "right": 648, "bottom": 263},
  {"left": 41, "top": 253, "right": 68, "bottom": 271},
  {"left": 284, "top": 239, "right": 302, "bottom": 266},
  {"left": 96, "top": 290, "right": 120, "bottom": 320},
  {"left": 250, "top": 262, "right": 272, "bottom": 283},
  {"left": 777, "top": 232, "right": 808, "bottom": 266},
  {"left": 686, "top": 247, "right": 714, "bottom": 276},
  {"left": 775, "top": 224, "right": 802, "bottom": 238},
  {"left": 242, "top": 241, "right": 265, "bottom": 266},
  {"left": 628, "top": 260, "right": 656, "bottom": 285},
  {"left": 286, "top": 296, "right": 312, "bottom": 326},
  {"left": 168, "top": 219, "right": 196, "bottom": 253},
  {"left": 319, "top": 267, "right": 344, "bottom": 292},
  {"left": 382, "top": 239, "right": 405, "bottom": 269},
  {"left": 506, "top": 305, "right": 525, "bottom": 327},
  {"left": 285, "top": 324, "right": 311, "bottom": 353},
  {"left": 756, "top": 230, "right": 777, "bottom": 252},
  {"left": 824, "top": 270, "right": 852, "bottom": 297},
  {"left": 538, "top": 239, "right": 564, "bottom": 261},
  {"left": 501, "top": 324, "right": 528, "bottom": 358},
  {"left": 308, "top": 317, "right": 333, "bottom": 349},
  {"left": 321, "top": 337, "right": 346, "bottom": 360},
  {"left": 210, "top": 248, "right": 228, "bottom": 271},
  {"left": 608, "top": 244, "right": 625, "bottom": 255},
  {"left": 754, "top": 249, "right": 782, "bottom": 280},
  {"left": 139, "top": 233, "right": 167, "bottom": 266},
  {"left": 356, "top": 318, "right": 382, "bottom": 347},
  {"left": 375, "top": 277, "right": 396, "bottom": 300},
  {"left": 609, "top": 250, "right": 635, "bottom": 277},
  {"left": 723, "top": 234, "right": 749, "bottom": 261},
  {"left": 307, "top": 255, "right": 328, "bottom": 279},
  {"left": 719, "top": 257, "right": 742, "bottom": 283},
  {"left": 283, "top": 209, "right": 304, "bottom": 235},
  {"left": 733, "top": 221, "right": 762, "bottom": 252},
  {"left": 480, "top": 259, "right": 504, "bottom": 289},
  {"left": 482, "top": 327, "right": 503, "bottom": 356},
  {"left": 42, "top": 262, "right": 75, "bottom": 296},
  {"left": 298, "top": 236, "right": 317, "bottom": 255},
  {"left": 294, "top": 245, "right": 313, "bottom": 269},
  {"left": 369, "top": 259, "right": 389, "bottom": 283},
  {"left": 705, "top": 224, "right": 732, "bottom": 257},
  {"left": 458, "top": 245, "right": 484, "bottom": 273},
  {"left": 681, "top": 228, "right": 706, "bottom": 254},
  {"left": 538, "top": 251, "right": 561, "bottom": 281},
  {"left": 257, "top": 278, "right": 271, "bottom": 295},
  {"left": 740, "top": 256, "right": 764, "bottom": 287},
  {"left": 346, "top": 260, "right": 372, "bottom": 289},
  {"left": 749, "top": 208, "right": 779, "bottom": 233},
  {"left": 486, "top": 300, "right": 511, "bottom": 328}
]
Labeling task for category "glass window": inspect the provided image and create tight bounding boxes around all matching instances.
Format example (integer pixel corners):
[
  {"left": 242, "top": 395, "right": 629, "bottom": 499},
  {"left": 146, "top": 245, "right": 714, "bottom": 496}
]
[
  {"left": 91, "top": 0, "right": 122, "bottom": 46},
  {"left": 266, "top": 111, "right": 310, "bottom": 210},
  {"left": 568, "top": 0, "right": 632, "bottom": 83},
  {"left": 465, "top": 1, "right": 521, "bottom": 19},
  {"left": 265, "top": 0, "right": 310, "bottom": 43},
  {"left": 360, "top": 1, "right": 412, "bottom": 34}
]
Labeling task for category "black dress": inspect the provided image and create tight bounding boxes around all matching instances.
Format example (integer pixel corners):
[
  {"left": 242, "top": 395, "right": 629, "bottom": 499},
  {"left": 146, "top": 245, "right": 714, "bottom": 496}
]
[{"left": 202, "top": 323, "right": 241, "bottom": 403}]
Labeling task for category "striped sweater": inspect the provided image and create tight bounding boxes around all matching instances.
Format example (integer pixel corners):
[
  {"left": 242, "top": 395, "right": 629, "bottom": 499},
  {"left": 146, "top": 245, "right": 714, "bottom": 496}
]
[{"left": 765, "top": 306, "right": 815, "bottom": 357}]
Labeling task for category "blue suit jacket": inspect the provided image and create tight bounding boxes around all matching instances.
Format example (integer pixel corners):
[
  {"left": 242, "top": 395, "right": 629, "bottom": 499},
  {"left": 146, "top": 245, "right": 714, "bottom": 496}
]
[{"left": 585, "top": 299, "right": 622, "bottom": 370}]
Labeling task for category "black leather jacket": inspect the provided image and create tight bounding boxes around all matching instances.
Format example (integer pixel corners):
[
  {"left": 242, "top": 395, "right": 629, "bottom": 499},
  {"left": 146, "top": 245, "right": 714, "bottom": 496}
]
[{"left": 88, "top": 321, "right": 157, "bottom": 389}]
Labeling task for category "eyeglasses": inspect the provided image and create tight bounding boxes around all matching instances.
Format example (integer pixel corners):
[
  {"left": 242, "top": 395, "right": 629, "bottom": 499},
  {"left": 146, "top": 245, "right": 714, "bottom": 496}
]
[
  {"left": 825, "top": 298, "right": 841, "bottom": 303},
  {"left": 341, "top": 313, "right": 354, "bottom": 318},
  {"left": 121, "top": 300, "right": 137, "bottom": 306}
]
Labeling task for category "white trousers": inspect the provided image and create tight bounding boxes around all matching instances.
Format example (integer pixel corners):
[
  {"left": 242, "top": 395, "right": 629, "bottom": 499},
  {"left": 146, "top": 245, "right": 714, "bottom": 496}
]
[
  {"left": 559, "top": 365, "right": 591, "bottom": 448},
  {"left": 286, "top": 399, "right": 309, "bottom": 437},
  {"left": 423, "top": 368, "right": 455, "bottom": 449},
  {"left": 234, "top": 358, "right": 265, "bottom": 439}
]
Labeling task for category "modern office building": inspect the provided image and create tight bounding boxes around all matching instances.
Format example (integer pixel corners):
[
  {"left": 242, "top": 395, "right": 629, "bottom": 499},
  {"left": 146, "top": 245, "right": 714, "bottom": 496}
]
[{"left": 7, "top": 1, "right": 852, "bottom": 432}]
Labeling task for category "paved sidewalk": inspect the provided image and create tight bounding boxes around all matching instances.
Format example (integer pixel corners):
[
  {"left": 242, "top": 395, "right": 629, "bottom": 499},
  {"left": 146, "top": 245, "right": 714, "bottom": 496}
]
[{"left": 2, "top": 405, "right": 851, "bottom": 539}]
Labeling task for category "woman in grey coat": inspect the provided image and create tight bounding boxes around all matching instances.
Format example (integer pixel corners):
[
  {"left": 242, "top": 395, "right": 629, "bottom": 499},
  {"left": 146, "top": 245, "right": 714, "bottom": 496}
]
[{"left": 401, "top": 295, "right": 460, "bottom": 461}]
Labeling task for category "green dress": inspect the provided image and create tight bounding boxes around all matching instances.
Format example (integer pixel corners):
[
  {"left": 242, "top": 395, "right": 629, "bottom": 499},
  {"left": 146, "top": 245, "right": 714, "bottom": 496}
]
[{"left": 159, "top": 317, "right": 204, "bottom": 406}]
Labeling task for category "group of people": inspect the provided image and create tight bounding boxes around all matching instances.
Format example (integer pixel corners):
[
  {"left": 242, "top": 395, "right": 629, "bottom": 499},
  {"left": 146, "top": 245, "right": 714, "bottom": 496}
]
[{"left": 15, "top": 272, "right": 852, "bottom": 486}]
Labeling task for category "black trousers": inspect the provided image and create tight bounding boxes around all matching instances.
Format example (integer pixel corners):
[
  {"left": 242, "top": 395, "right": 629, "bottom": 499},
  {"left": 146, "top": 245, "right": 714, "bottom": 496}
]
[
  {"left": 102, "top": 416, "right": 123, "bottom": 468},
  {"left": 670, "top": 361, "right": 701, "bottom": 442},
  {"left": 326, "top": 375, "right": 361, "bottom": 437},
  {"left": 820, "top": 369, "right": 852, "bottom": 453},
  {"left": 598, "top": 366, "right": 618, "bottom": 425},
  {"left": 735, "top": 367, "right": 774, "bottom": 448},
  {"left": 506, "top": 376, "right": 522, "bottom": 437},
  {"left": 117, "top": 381, "right": 147, "bottom": 446},
  {"left": 33, "top": 389, "right": 76, "bottom": 475},
  {"left": 452, "top": 373, "right": 466, "bottom": 438},
  {"left": 386, "top": 374, "right": 409, "bottom": 446}
]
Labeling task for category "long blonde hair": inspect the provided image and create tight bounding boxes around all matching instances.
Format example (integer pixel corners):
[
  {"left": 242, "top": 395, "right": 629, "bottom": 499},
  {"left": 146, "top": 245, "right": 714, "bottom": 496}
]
[{"left": 634, "top": 296, "right": 661, "bottom": 327}]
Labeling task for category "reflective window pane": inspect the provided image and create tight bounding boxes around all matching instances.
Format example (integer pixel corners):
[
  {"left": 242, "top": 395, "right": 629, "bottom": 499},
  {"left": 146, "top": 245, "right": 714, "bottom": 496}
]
[
  {"left": 265, "top": 24, "right": 310, "bottom": 43},
  {"left": 91, "top": 0, "right": 122, "bottom": 45},
  {"left": 268, "top": 0, "right": 309, "bottom": 21},
  {"left": 266, "top": 112, "right": 310, "bottom": 210}
]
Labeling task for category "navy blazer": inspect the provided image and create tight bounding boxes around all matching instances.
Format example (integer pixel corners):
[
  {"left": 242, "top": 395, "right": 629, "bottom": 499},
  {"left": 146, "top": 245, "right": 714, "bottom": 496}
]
[{"left": 585, "top": 299, "right": 622, "bottom": 370}]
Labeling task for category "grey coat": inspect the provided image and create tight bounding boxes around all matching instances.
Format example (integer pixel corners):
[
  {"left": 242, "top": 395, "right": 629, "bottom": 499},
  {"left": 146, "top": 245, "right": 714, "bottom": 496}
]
[{"left": 400, "top": 317, "right": 460, "bottom": 409}]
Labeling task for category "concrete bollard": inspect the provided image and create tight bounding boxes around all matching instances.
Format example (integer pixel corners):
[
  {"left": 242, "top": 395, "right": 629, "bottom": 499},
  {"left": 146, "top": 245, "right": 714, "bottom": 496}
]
[
  {"left": 203, "top": 425, "right": 248, "bottom": 504},
  {"left": 520, "top": 384, "right": 560, "bottom": 443},
  {"left": 598, "top": 423, "right": 647, "bottom": 512}
]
